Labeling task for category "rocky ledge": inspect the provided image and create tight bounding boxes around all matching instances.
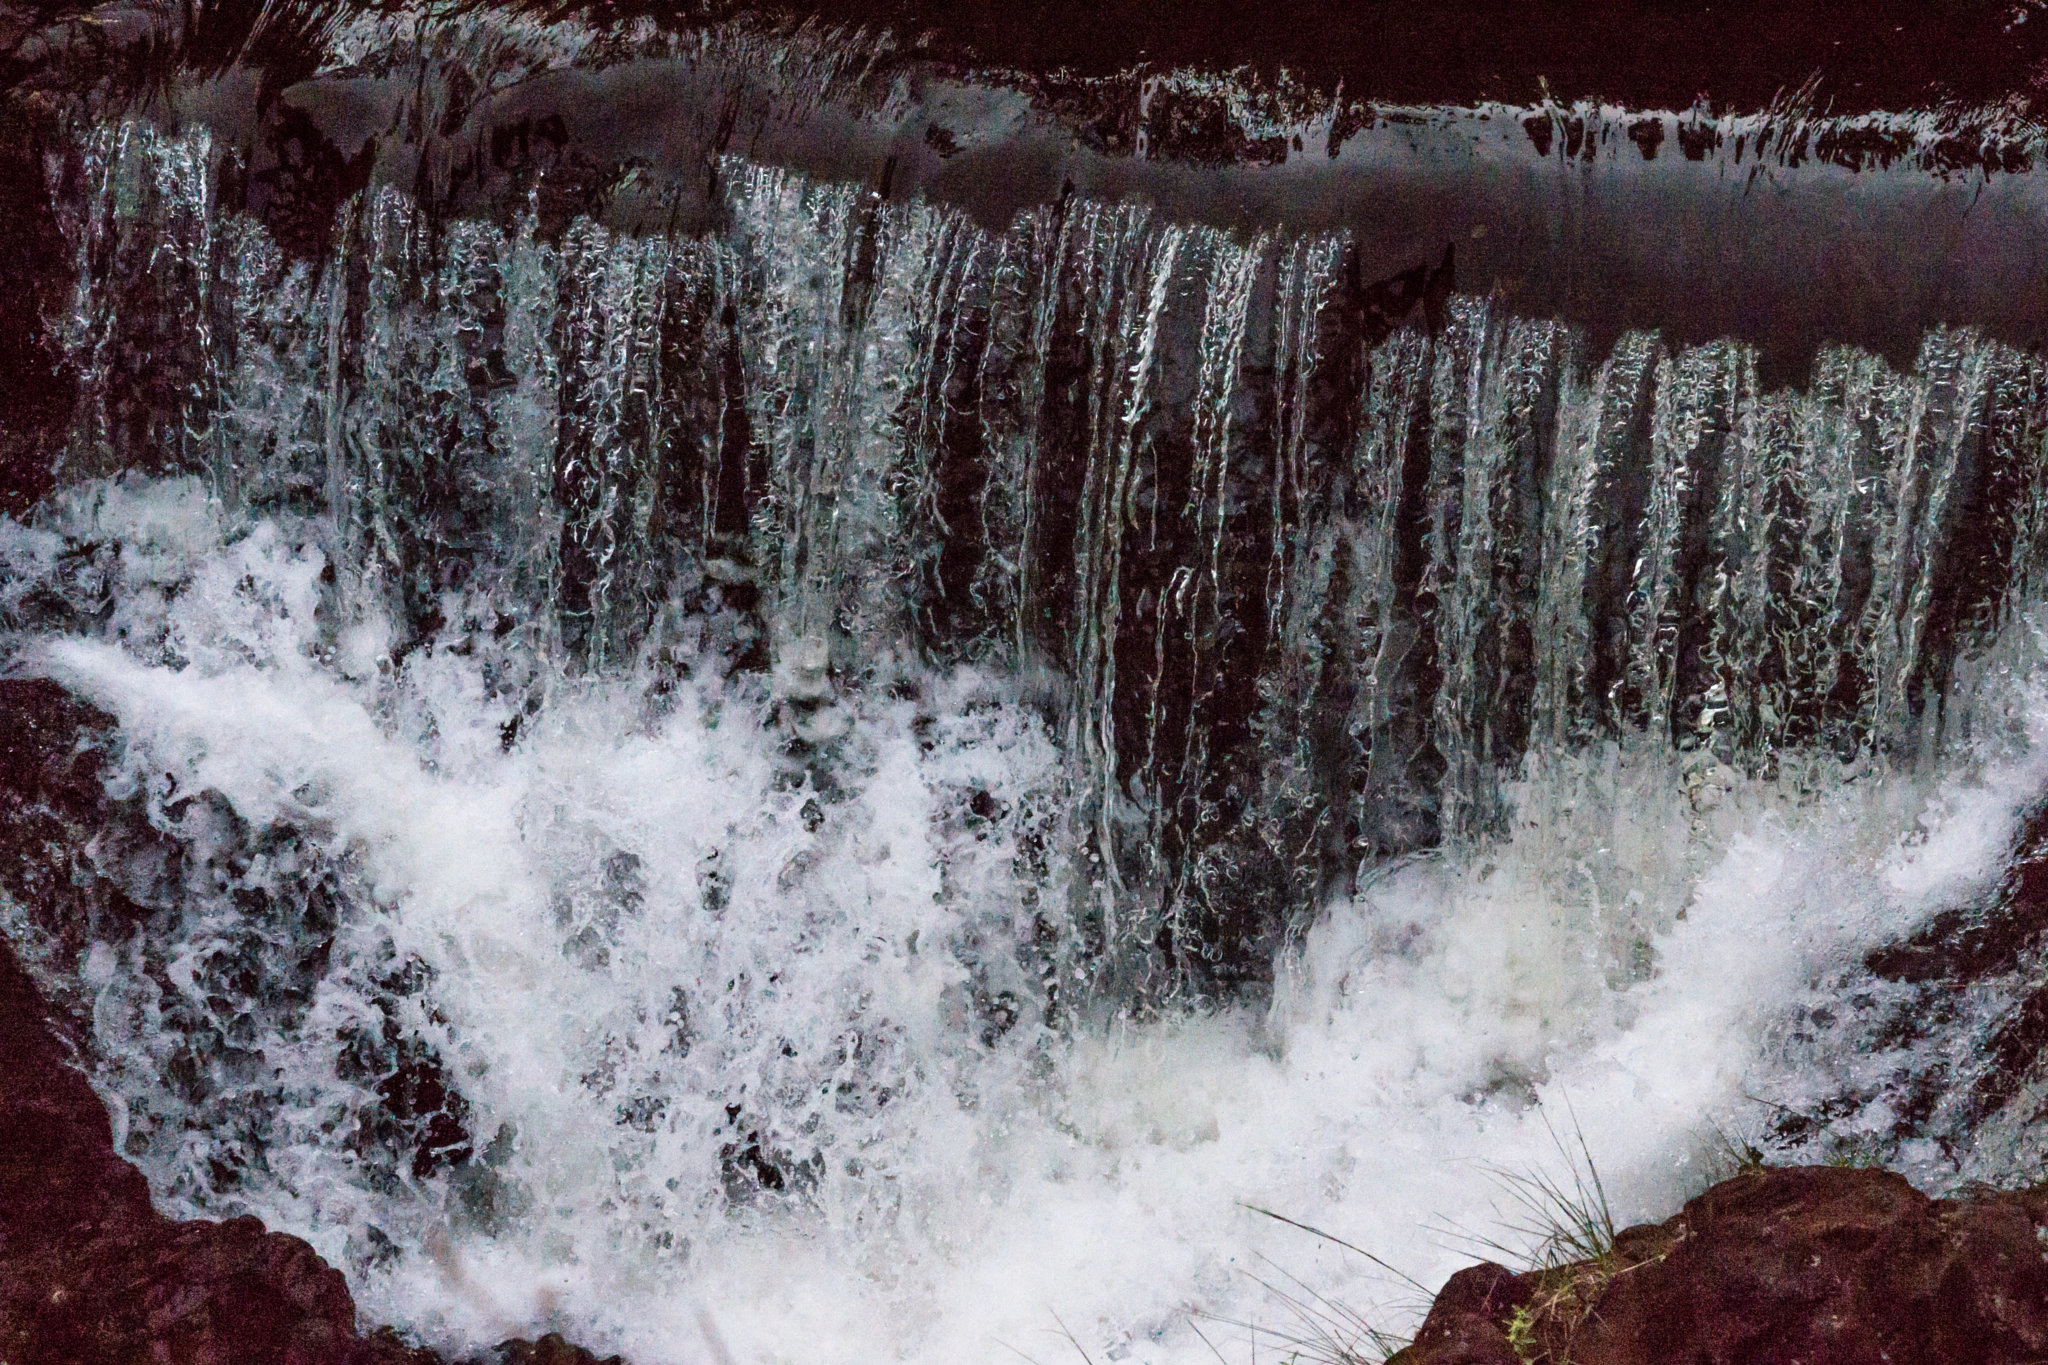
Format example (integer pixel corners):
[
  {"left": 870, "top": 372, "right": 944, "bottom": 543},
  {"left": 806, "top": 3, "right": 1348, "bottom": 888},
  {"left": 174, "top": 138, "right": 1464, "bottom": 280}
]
[
  {"left": 0, "top": 680, "right": 617, "bottom": 1365},
  {"left": 1393, "top": 1164, "right": 2048, "bottom": 1365},
  {"left": 0, "top": 927, "right": 624, "bottom": 1365}
]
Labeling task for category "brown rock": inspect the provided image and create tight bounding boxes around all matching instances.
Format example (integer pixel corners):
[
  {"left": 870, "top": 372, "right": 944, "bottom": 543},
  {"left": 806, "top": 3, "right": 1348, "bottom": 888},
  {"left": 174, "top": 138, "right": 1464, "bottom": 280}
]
[
  {"left": 1391, "top": 1263, "right": 1530, "bottom": 1365},
  {"left": 493, "top": 1333, "right": 626, "bottom": 1365},
  {"left": 1394, "top": 1165, "right": 2048, "bottom": 1365},
  {"left": 0, "top": 88, "right": 76, "bottom": 518}
]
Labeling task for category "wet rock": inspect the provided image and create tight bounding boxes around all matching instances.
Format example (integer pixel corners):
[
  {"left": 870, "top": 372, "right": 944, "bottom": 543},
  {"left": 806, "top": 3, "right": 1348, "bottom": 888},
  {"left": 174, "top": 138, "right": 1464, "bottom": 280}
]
[
  {"left": 243, "top": 100, "right": 378, "bottom": 263},
  {"left": 1832, "top": 796, "right": 2048, "bottom": 1156},
  {"left": 491, "top": 1333, "right": 625, "bottom": 1365},
  {"left": 1868, "top": 800, "right": 2048, "bottom": 987},
  {"left": 1390, "top": 1166, "right": 2048, "bottom": 1365},
  {"left": 512, "top": 0, "right": 2048, "bottom": 115},
  {"left": 1, "top": 922, "right": 388, "bottom": 1364},
  {"left": 0, "top": 678, "right": 148, "bottom": 976},
  {"left": 1396, "top": 1263, "right": 1528, "bottom": 1365},
  {"left": 1139, "top": 84, "right": 1288, "bottom": 165},
  {"left": 0, "top": 919, "right": 630, "bottom": 1365},
  {"left": 0, "top": 89, "right": 77, "bottom": 517},
  {"left": 0, "top": 682, "right": 621, "bottom": 1365}
]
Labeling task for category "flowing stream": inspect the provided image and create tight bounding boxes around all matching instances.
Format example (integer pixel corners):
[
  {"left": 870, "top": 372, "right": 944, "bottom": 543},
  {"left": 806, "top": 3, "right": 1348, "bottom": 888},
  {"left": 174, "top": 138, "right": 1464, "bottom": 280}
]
[{"left": 5, "top": 116, "right": 2048, "bottom": 1363}]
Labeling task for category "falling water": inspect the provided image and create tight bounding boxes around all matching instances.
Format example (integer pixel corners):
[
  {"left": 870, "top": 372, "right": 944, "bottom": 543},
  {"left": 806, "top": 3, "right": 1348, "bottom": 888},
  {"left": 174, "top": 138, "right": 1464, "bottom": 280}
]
[{"left": 8, "top": 117, "right": 2048, "bottom": 1362}]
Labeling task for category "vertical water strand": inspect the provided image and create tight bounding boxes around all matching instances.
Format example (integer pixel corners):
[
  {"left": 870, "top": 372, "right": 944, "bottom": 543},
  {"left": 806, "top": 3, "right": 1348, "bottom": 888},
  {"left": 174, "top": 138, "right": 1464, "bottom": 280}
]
[
  {"left": 1491, "top": 317, "right": 1576, "bottom": 801},
  {"left": 1238, "top": 233, "right": 1350, "bottom": 930},
  {"left": 1069, "top": 205, "right": 1180, "bottom": 965},
  {"left": 1263, "top": 231, "right": 1323, "bottom": 641},
  {"left": 726, "top": 167, "right": 856, "bottom": 660},
  {"left": 203, "top": 212, "right": 325, "bottom": 519},
  {"left": 60, "top": 120, "right": 122, "bottom": 477},
  {"left": 1529, "top": 349, "right": 1602, "bottom": 751},
  {"left": 1260, "top": 234, "right": 1342, "bottom": 692},
  {"left": 771, "top": 178, "right": 935, "bottom": 670},
  {"left": 817, "top": 195, "right": 972, "bottom": 670},
  {"left": 315, "top": 197, "right": 385, "bottom": 657},
  {"left": 1262, "top": 234, "right": 1341, "bottom": 654},
  {"left": 1530, "top": 331, "right": 1659, "bottom": 748},
  {"left": 724, "top": 164, "right": 809, "bottom": 627},
  {"left": 171, "top": 124, "right": 222, "bottom": 490},
  {"left": 493, "top": 204, "right": 566, "bottom": 635},
  {"left": 1898, "top": 331, "right": 2002, "bottom": 750},
  {"left": 893, "top": 209, "right": 990, "bottom": 655},
  {"left": 350, "top": 190, "right": 418, "bottom": 629},
  {"left": 448, "top": 216, "right": 543, "bottom": 615},
  {"left": 927, "top": 227, "right": 1001, "bottom": 652},
  {"left": 961, "top": 214, "right": 1055, "bottom": 662},
  {"left": 1788, "top": 346, "right": 1894, "bottom": 754},
  {"left": 552, "top": 221, "right": 674, "bottom": 669},
  {"left": 1141, "top": 228, "right": 1267, "bottom": 973},
  {"left": 1430, "top": 308, "right": 1574, "bottom": 838},
  {"left": 728, "top": 169, "right": 980, "bottom": 682},
  {"left": 1925, "top": 343, "right": 2048, "bottom": 761},
  {"left": 1624, "top": 341, "right": 1752, "bottom": 744},
  {"left": 1011, "top": 203, "right": 1078, "bottom": 668},
  {"left": 167, "top": 130, "right": 227, "bottom": 506},
  {"left": 1862, "top": 329, "right": 1997, "bottom": 756},
  {"left": 1172, "top": 228, "right": 1262, "bottom": 810},
  {"left": 1798, "top": 347, "right": 1891, "bottom": 751},
  {"left": 323, "top": 212, "right": 352, "bottom": 567},
  {"left": 1418, "top": 299, "right": 1487, "bottom": 838},
  {"left": 1987, "top": 352, "right": 2048, "bottom": 631},
  {"left": 61, "top": 123, "right": 222, "bottom": 486},
  {"left": 1698, "top": 386, "right": 1803, "bottom": 757},
  {"left": 642, "top": 215, "right": 761, "bottom": 633},
  {"left": 1775, "top": 369, "right": 1879, "bottom": 756},
  {"left": 1351, "top": 323, "right": 1443, "bottom": 857},
  {"left": 1856, "top": 338, "right": 1943, "bottom": 754},
  {"left": 348, "top": 194, "right": 532, "bottom": 655},
  {"left": 1094, "top": 209, "right": 1184, "bottom": 954},
  {"left": 899, "top": 213, "right": 972, "bottom": 463}
]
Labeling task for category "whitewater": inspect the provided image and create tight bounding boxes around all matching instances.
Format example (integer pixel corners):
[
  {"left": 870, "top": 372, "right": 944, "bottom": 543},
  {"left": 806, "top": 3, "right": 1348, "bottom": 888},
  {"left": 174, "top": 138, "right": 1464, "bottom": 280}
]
[
  {"left": 5, "top": 470, "right": 2046, "bottom": 1365},
  {"left": 8, "top": 101, "right": 2048, "bottom": 1364}
]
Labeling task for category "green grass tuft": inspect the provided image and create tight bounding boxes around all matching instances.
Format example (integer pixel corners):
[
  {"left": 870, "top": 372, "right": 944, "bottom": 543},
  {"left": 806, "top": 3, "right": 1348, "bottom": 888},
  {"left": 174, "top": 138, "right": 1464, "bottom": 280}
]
[{"left": 1471, "top": 1106, "right": 1619, "bottom": 1275}]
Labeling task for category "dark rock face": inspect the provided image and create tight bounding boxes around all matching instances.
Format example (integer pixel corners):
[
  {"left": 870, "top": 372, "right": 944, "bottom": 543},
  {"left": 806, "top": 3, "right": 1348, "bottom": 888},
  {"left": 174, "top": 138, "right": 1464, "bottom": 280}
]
[
  {"left": 1785, "top": 797, "right": 2048, "bottom": 1171},
  {"left": 0, "top": 681, "right": 619, "bottom": 1365},
  {"left": 0, "top": 679, "right": 144, "bottom": 974},
  {"left": 1391, "top": 1166, "right": 2048, "bottom": 1365},
  {"left": 0, "top": 889, "right": 622, "bottom": 1365},
  {"left": 0, "top": 912, "right": 404, "bottom": 1364},
  {"left": 471, "top": 0, "right": 2048, "bottom": 114},
  {"left": 493, "top": 1336, "right": 626, "bottom": 1365},
  {"left": 1395, "top": 1263, "right": 1527, "bottom": 1365},
  {"left": 0, "top": 89, "right": 77, "bottom": 518}
]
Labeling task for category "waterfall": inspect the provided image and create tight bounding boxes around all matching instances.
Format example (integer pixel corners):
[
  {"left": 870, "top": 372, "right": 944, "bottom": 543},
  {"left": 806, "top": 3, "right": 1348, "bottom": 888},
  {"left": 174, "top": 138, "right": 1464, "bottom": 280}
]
[
  {"left": 9, "top": 113, "right": 2048, "bottom": 1364},
  {"left": 55, "top": 123, "right": 2048, "bottom": 983}
]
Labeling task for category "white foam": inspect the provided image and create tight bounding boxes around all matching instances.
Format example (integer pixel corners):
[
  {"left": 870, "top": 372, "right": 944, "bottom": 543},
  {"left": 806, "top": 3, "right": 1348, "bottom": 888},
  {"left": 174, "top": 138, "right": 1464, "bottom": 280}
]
[{"left": 18, "top": 483, "right": 2048, "bottom": 1365}]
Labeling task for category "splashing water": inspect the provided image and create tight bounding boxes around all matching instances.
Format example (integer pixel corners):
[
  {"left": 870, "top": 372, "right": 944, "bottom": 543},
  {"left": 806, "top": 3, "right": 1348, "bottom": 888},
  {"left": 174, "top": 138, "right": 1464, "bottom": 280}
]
[
  {"left": 8, "top": 116, "right": 2048, "bottom": 1363},
  {"left": 7, "top": 476, "right": 2044, "bottom": 1365}
]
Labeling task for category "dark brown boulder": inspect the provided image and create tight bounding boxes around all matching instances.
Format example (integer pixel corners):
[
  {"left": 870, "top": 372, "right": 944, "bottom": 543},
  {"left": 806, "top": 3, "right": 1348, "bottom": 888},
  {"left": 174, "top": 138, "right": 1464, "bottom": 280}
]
[
  {"left": 1391, "top": 1165, "right": 2048, "bottom": 1365},
  {"left": 493, "top": 1334, "right": 626, "bottom": 1365},
  {"left": 0, "top": 88, "right": 76, "bottom": 519},
  {"left": 1397, "top": 1263, "right": 1530, "bottom": 1365}
]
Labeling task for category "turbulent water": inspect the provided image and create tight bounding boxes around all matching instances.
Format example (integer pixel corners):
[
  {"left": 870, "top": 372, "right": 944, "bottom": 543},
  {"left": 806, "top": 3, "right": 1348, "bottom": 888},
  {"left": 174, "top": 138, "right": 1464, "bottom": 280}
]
[{"left": 7, "top": 117, "right": 2048, "bottom": 1362}]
